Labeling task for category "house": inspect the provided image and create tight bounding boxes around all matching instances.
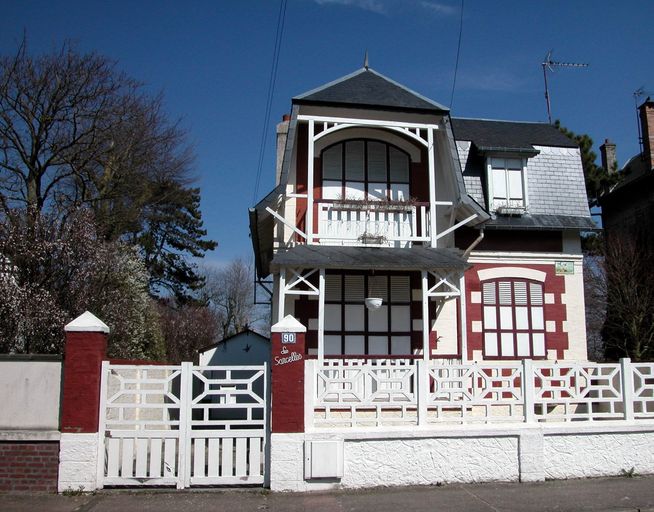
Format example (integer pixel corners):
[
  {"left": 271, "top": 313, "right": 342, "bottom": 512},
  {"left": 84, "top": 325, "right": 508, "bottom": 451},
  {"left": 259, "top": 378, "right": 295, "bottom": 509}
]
[
  {"left": 600, "top": 99, "right": 654, "bottom": 249},
  {"left": 249, "top": 65, "right": 592, "bottom": 364},
  {"left": 198, "top": 329, "right": 270, "bottom": 367}
]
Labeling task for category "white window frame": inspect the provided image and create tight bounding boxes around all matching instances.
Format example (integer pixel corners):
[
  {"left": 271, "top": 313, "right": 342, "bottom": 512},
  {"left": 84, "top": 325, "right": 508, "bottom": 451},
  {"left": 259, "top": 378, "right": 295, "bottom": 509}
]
[{"left": 486, "top": 156, "right": 529, "bottom": 213}]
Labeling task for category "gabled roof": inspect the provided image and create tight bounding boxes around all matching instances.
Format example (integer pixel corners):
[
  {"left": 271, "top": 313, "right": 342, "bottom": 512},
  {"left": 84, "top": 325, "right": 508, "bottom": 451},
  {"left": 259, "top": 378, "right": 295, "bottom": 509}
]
[
  {"left": 452, "top": 118, "right": 578, "bottom": 152},
  {"left": 197, "top": 328, "right": 269, "bottom": 354},
  {"left": 293, "top": 67, "right": 449, "bottom": 114}
]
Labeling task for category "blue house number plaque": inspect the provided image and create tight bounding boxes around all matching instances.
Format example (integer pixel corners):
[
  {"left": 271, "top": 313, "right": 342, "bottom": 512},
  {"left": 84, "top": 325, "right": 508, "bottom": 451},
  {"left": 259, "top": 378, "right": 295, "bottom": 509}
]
[{"left": 281, "top": 332, "right": 296, "bottom": 344}]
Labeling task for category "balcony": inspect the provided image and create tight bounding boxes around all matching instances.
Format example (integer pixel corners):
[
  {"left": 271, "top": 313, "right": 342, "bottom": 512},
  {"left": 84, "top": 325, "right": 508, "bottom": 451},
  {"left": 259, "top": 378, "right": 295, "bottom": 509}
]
[{"left": 315, "top": 200, "right": 430, "bottom": 247}]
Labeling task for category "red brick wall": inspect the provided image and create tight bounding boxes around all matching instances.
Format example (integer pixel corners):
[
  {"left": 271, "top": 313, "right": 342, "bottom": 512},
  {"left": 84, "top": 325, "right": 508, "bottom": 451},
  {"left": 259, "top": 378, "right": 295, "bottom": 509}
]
[
  {"left": 0, "top": 442, "right": 59, "bottom": 492},
  {"left": 270, "top": 330, "right": 305, "bottom": 433}
]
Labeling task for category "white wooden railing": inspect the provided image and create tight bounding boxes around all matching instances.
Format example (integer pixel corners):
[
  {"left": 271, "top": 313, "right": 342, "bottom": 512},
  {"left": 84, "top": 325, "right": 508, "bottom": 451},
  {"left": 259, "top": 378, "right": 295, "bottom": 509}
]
[
  {"left": 315, "top": 201, "right": 430, "bottom": 247},
  {"left": 305, "top": 358, "right": 654, "bottom": 428}
]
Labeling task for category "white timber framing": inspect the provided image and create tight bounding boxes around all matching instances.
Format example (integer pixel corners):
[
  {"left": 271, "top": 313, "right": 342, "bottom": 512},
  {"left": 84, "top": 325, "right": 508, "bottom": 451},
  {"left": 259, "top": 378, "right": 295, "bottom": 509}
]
[{"left": 421, "top": 270, "right": 463, "bottom": 361}]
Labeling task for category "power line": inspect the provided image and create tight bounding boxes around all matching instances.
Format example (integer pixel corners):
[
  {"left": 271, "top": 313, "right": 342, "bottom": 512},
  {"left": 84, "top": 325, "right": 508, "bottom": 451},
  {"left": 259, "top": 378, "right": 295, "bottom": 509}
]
[
  {"left": 253, "top": 0, "right": 287, "bottom": 204},
  {"left": 449, "top": 0, "right": 464, "bottom": 109}
]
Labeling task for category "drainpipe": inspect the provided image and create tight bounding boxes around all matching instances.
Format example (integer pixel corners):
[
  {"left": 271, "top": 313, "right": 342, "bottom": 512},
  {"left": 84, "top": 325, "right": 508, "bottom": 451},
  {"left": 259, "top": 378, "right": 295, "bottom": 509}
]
[{"left": 463, "top": 228, "right": 484, "bottom": 259}]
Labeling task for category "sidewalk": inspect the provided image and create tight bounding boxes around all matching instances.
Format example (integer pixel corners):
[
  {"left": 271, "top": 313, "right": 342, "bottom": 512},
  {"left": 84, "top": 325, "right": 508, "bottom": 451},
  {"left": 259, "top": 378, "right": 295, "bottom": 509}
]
[{"left": 2, "top": 475, "right": 654, "bottom": 512}]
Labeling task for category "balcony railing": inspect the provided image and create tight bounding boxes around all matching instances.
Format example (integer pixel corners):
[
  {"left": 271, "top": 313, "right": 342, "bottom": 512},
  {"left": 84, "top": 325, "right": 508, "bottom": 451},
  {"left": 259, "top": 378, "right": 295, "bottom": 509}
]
[{"left": 315, "top": 200, "right": 430, "bottom": 247}]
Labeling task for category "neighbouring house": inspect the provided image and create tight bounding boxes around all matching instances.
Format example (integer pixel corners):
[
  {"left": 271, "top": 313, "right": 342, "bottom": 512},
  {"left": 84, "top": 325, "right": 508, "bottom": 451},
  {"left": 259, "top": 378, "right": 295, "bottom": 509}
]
[
  {"left": 249, "top": 65, "right": 593, "bottom": 363},
  {"left": 600, "top": 98, "right": 654, "bottom": 249},
  {"left": 198, "top": 329, "right": 270, "bottom": 367}
]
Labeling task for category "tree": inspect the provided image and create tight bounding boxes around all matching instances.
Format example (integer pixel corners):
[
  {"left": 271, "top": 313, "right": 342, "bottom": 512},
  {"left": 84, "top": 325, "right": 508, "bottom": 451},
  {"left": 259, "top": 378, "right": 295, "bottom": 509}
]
[
  {"left": 0, "top": 208, "right": 164, "bottom": 358},
  {"left": 554, "top": 120, "right": 619, "bottom": 208},
  {"left": 203, "top": 259, "right": 265, "bottom": 339},
  {"left": 157, "top": 301, "right": 219, "bottom": 363},
  {"left": 602, "top": 236, "right": 654, "bottom": 361},
  {"left": 0, "top": 40, "right": 215, "bottom": 300}
]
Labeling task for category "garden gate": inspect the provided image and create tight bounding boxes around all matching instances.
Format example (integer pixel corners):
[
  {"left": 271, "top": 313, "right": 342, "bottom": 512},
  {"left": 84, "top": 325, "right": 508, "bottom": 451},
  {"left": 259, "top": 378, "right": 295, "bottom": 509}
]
[{"left": 97, "top": 362, "right": 268, "bottom": 488}]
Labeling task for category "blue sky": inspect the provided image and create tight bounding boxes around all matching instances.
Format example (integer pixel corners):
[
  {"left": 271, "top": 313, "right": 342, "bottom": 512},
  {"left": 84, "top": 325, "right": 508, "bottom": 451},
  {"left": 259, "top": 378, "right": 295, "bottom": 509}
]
[{"left": 2, "top": 0, "right": 653, "bottom": 266}]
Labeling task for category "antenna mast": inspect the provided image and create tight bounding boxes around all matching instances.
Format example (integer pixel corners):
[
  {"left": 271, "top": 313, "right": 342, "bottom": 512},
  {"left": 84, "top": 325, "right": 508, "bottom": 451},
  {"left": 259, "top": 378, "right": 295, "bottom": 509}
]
[{"left": 542, "top": 50, "right": 589, "bottom": 124}]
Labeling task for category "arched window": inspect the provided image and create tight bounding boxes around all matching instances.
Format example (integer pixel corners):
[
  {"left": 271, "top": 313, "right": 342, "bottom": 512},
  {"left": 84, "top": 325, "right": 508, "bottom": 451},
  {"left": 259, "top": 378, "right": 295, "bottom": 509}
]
[
  {"left": 481, "top": 279, "right": 546, "bottom": 359},
  {"left": 321, "top": 140, "right": 410, "bottom": 201}
]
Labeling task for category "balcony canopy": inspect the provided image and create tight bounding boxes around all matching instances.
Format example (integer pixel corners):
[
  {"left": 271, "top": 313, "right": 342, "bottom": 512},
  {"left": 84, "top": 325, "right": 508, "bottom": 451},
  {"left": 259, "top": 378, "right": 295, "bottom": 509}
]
[{"left": 270, "top": 245, "right": 468, "bottom": 272}]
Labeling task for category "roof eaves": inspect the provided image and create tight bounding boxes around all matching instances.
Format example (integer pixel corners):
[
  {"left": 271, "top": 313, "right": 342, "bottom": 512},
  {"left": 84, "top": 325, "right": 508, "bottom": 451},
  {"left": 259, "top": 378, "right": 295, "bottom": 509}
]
[{"left": 476, "top": 145, "right": 540, "bottom": 156}]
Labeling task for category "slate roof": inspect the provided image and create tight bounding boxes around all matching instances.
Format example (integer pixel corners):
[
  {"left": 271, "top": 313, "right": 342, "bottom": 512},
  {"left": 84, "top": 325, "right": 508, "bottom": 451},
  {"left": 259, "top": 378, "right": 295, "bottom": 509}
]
[
  {"left": 293, "top": 67, "right": 449, "bottom": 114},
  {"left": 271, "top": 245, "right": 467, "bottom": 272},
  {"left": 451, "top": 118, "right": 578, "bottom": 152},
  {"left": 485, "top": 214, "right": 598, "bottom": 231}
]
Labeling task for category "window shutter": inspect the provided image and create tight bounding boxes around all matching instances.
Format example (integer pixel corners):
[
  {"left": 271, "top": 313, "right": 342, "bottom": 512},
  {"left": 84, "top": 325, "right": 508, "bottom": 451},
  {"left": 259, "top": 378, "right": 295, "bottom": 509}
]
[
  {"left": 389, "top": 147, "right": 409, "bottom": 182},
  {"left": 344, "top": 275, "right": 365, "bottom": 301},
  {"left": 322, "top": 145, "right": 342, "bottom": 180},
  {"left": 514, "top": 281, "right": 528, "bottom": 305},
  {"left": 390, "top": 276, "right": 410, "bottom": 302},
  {"left": 498, "top": 281, "right": 512, "bottom": 305},
  {"left": 367, "top": 142, "right": 386, "bottom": 181},
  {"left": 529, "top": 282, "right": 543, "bottom": 305},
  {"left": 482, "top": 282, "right": 496, "bottom": 304},
  {"left": 325, "top": 274, "right": 342, "bottom": 301},
  {"left": 345, "top": 141, "right": 365, "bottom": 181},
  {"left": 368, "top": 276, "right": 388, "bottom": 300}
]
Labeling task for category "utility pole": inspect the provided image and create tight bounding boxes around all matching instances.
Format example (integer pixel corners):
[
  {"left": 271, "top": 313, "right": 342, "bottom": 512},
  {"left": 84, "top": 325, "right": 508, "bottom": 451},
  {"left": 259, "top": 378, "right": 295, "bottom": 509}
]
[{"left": 542, "top": 50, "right": 588, "bottom": 124}]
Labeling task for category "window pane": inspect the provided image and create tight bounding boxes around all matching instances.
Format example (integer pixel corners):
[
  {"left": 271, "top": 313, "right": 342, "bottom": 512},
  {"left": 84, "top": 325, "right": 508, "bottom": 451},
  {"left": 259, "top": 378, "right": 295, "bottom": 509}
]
[
  {"left": 344, "top": 335, "right": 365, "bottom": 355},
  {"left": 500, "top": 306, "right": 513, "bottom": 329},
  {"left": 517, "top": 333, "right": 531, "bottom": 356},
  {"left": 324, "top": 335, "right": 342, "bottom": 355},
  {"left": 368, "top": 276, "right": 389, "bottom": 300},
  {"left": 390, "top": 276, "right": 410, "bottom": 302},
  {"left": 367, "top": 182, "right": 387, "bottom": 200},
  {"left": 325, "top": 304, "right": 342, "bottom": 331},
  {"left": 531, "top": 307, "right": 544, "bottom": 330},
  {"left": 389, "top": 147, "right": 409, "bottom": 182},
  {"left": 492, "top": 168, "right": 507, "bottom": 199},
  {"left": 483, "top": 306, "right": 497, "bottom": 329},
  {"left": 345, "top": 141, "right": 364, "bottom": 181},
  {"left": 344, "top": 304, "right": 365, "bottom": 331},
  {"left": 390, "top": 336, "right": 411, "bottom": 355},
  {"left": 367, "top": 141, "right": 387, "bottom": 181},
  {"left": 323, "top": 145, "right": 342, "bottom": 180},
  {"left": 515, "top": 307, "right": 529, "bottom": 330},
  {"left": 344, "top": 275, "right": 364, "bottom": 301},
  {"left": 506, "top": 158, "right": 522, "bottom": 170},
  {"left": 501, "top": 333, "right": 514, "bottom": 356},
  {"left": 325, "top": 274, "right": 342, "bottom": 301},
  {"left": 368, "top": 306, "right": 388, "bottom": 331},
  {"left": 532, "top": 333, "right": 546, "bottom": 356},
  {"left": 507, "top": 170, "right": 523, "bottom": 200},
  {"left": 391, "top": 305, "right": 411, "bottom": 331},
  {"left": 322, "top": 180, "right": 342, "bottom": 200},
  {"left": 389, "top": 183, "right": 410, "bottom": 201},
  {"left": 368, "top": 336, "right": 389, "bottom": 355},
  {"left": 344, "top": 181, "right": 365, "bottom": 200},
  {"left": 491, "top": 158, "right": 505, "bottom": 169},
  {"left": 484, "top": 333, "right": 498, "bottom": 356}
]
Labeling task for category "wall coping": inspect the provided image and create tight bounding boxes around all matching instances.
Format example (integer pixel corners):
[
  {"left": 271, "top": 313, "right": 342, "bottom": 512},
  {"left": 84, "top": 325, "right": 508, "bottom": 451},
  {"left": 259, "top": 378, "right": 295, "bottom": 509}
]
[
  {"left": 0, "top": 430, "right": 61, "bottom": 441},
  {"left": 65, "top": 311, "right": 110, "bottom": 334},
  {"left": 303, "top": 420, "right": 654, "bottom": 441},
  {"left": 272, "top": 315, "right": 307, "bottom": 333}
]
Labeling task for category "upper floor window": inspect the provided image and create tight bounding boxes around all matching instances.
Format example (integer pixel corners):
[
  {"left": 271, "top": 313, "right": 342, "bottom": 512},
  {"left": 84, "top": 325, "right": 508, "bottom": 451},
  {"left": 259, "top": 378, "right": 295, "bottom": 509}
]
[
  {"left": 321, "top": 140, "right": 410, "bottom": 202},
  {"left": 488, "top": 157, "right": 527, "bottom": 213},
  {"left": 482, "top": 279, "right": 546, "bottom": 359}
]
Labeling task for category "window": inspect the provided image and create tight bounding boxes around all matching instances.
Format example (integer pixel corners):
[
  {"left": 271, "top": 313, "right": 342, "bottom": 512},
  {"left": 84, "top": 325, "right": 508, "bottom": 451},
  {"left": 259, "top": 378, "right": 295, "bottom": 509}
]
[
  {"left": 322, "top": 140, "right": 410, "bottom": 202},
  {"left": 324, "top": 273, "right": 412, "bottom": 355},
  {"left": 488, "top": 157, "right": 526, "bottom": 212},
  {"left": 481, "top": 279, "right": 546, "bottom": 358}
]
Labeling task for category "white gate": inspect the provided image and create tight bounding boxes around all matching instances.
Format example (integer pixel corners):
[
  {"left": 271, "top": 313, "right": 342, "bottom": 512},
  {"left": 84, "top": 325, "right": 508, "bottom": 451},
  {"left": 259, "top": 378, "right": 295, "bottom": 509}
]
[{"left": 97, "top": 362, "right": 268, "bottom": 488}]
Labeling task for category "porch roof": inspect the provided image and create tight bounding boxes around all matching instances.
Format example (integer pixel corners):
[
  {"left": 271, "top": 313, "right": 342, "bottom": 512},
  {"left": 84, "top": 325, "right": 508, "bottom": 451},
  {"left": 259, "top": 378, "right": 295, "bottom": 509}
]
[{"left": 270, "top": 245, "right": 468, "bottom": 272}]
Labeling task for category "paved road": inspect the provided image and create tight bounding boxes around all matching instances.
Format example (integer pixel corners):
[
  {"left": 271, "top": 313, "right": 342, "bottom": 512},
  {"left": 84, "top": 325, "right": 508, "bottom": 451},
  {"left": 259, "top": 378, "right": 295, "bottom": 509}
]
[{"left": 2, "top": 476, "right": 654, "bottom": 512}]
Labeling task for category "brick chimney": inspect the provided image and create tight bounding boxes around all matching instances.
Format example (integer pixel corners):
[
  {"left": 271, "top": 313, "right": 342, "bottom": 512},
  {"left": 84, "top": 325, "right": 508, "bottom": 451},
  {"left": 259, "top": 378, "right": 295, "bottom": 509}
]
[
  {"left": 600, "top": 139, "right": 617, "bottom": 173},
  {"left": 639, "top": 99, "right": 654, "bottom": 170},
  {"left": 276, "top": 114, "right": 291, "bottom": 185}
]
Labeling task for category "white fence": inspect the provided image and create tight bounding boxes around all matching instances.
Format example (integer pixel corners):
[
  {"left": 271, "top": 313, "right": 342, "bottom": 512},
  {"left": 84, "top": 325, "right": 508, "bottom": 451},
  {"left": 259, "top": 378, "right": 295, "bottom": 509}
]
[
  {"left": 306, "top": 358, "right": 654, "bottom": 428},
  {"left": 98, "top": 362, "right": 267, "bottom": 488}
]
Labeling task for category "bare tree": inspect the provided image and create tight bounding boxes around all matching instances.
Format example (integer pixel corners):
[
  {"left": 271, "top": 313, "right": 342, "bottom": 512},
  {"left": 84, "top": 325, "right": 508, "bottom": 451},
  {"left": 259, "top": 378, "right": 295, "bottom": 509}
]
[
  {"left": 584, "top": 254, "right": 607, "bottom": 361},
  {"left": 157, "top": 301, "right": 219, "bottom": 363},
  {"left": 602, "top": 236, "right": 654, "bottom": 361},
  {"left": 203, "top": 259, "right": 265, "bottom": 339}
]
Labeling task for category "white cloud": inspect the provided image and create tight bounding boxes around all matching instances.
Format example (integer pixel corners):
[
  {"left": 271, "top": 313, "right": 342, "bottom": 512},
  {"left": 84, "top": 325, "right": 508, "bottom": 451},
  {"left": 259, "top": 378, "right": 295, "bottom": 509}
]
[
  {"left": 313, "top": 0, "right": 388, "bottom": 15},
  {"left": 419, "top": 1, "right": 457, "bottom": 16}
]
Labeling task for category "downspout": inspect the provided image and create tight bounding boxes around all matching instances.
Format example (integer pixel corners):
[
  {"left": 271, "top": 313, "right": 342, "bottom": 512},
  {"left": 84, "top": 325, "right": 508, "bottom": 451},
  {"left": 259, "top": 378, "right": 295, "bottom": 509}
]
[{"left": 463, "top": 228, "right": 484, "bottom": 259}]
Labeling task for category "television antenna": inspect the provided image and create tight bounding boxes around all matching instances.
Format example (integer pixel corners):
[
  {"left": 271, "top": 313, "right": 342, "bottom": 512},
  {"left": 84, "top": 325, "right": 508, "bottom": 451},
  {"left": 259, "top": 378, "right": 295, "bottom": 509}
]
[{"left": 542, "top": 50, "right": 589, "bottom": 124}]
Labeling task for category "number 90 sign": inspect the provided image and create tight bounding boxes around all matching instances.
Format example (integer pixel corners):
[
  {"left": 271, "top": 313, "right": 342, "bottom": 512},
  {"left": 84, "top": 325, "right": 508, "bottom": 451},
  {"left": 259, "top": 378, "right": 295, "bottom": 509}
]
[{"left": 281, "top": 332, "right": 296, "bottom": 344}]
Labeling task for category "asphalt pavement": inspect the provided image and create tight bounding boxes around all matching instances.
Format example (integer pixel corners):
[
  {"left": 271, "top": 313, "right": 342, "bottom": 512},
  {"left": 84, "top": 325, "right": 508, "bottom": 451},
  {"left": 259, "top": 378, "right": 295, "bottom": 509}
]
[{"left": 2, "top": 475, "right": 654, "bottom": 512}]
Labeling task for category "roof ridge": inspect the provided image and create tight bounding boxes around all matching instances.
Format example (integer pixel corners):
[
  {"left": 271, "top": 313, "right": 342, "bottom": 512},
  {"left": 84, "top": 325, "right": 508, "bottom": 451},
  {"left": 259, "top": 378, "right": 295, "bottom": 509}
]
[{"left": 453, "top": 116, "right": 550, "bottom": 125}]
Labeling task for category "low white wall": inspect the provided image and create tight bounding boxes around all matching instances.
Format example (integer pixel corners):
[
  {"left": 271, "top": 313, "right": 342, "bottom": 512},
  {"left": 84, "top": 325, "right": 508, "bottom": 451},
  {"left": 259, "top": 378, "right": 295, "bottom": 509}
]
[
  {"left": 58, "top": 433, "right": 99, "bottom": 492},
  {"left": 269, "top": 423, "right": 654, "bottom": 492},
  {"left": 0, "top": 357, "right": 62, "bottom": 430}
]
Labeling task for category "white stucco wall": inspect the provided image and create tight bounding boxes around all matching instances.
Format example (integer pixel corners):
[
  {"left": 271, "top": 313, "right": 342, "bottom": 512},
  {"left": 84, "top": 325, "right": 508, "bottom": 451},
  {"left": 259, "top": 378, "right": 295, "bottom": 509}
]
[
  {"left": 58, "top": 433, "right": 99, "bottom": 492},
  {"left": 0, "top": 358, "right": 62, "bottom": 430}
]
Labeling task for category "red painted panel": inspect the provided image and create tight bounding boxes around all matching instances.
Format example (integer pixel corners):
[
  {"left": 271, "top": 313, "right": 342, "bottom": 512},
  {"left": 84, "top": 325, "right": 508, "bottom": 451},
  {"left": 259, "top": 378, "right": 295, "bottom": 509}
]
[{"left": 270, "top": 331, "right": 306, "bottom": 433}]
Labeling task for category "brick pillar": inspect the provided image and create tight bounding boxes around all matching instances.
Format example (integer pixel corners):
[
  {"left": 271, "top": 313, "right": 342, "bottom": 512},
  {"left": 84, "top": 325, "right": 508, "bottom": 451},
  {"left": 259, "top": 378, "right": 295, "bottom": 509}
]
[
  {"left": 270, "top": 315, "right": 307, "bottom": 433},
  {"left": 58, "top": 311, "right": 109, "bottom": 492}
]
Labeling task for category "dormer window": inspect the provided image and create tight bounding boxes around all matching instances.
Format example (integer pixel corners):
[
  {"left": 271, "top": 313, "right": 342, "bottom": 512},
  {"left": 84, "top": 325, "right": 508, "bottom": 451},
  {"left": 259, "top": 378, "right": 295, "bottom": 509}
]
[{"left": 487, "top": 157, "right": 527, "bottom": 214}]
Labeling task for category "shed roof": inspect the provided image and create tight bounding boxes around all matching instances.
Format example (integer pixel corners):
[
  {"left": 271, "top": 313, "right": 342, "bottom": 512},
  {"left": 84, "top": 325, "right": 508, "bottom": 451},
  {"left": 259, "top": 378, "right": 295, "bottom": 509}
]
[
  {"left": 271, "top": 245, "right": 467, "bottom": 272},
  {"left": 293, "top": 67, "right": 449, "bottom": 114}
]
